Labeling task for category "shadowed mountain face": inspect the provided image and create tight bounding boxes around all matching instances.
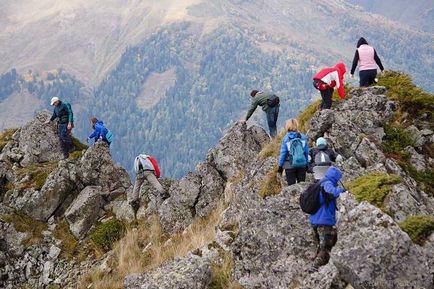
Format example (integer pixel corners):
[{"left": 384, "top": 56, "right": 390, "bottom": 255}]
[{"left": 1, "top": 0, "right": 433, "bottom": 177}]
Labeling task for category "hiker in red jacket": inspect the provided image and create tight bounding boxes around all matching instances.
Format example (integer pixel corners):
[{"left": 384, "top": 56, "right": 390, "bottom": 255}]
[{"left": 312, "top": 63, "right": 346, "bottom": 110}]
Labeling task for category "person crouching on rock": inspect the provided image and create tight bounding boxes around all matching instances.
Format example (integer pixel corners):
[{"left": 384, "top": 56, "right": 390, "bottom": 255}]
[
  {"left": 312, "top": 63, "right": 346, "bottom": 110},
  {"left": 86, "top": 117, "right": 111, "bottom": 146},
  {"left": 45, "top": 96, "right": 74, "bottom": 159},
  {"left": 128, "top": 154, "right": 165, "bottom": 213},
  {"left": 277, "top": 119, "right": 309, "bottom": 185},
  {"left": 241, "top": 90, "right": 280, "bottom": 138},
  {"left": 308, "top": 166, "right": 348, "bottom": 273},
  {"left": 308, "top": 137, "right": 343, "bottom": 180}
]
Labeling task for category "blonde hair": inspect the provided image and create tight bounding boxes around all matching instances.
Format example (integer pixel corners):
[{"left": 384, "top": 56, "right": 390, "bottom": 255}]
[{"left": 285, "top": 118, "right": 299, "bottom": 132}]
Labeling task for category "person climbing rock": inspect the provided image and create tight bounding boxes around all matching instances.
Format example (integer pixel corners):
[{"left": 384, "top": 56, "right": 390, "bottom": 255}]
[
  {"left": 313, "top": 63, "right": 346, "bottom": 110},
  {"left": 241, "top": 90, "right": 280, "bottom": 138},
  {"left": 308, "top": 137, "right": 343, "bottom": 180},
  {"left": 86, "top": 117, "right": 112, "bottom": 146},
  {"left": 308, "top": 166, "right": 348, "bottom": 273},
  {"left": 350, "top": 37, "right": 384, "bottom": 87},
  {"left": 45, "top": 96, "right": 74, "bottom": 159},
  {"left": 128, "top": 154, "right": 165, "bottom": 212},
  {"left": 277, "top": 119, "right": 309, "bottom": 185}
]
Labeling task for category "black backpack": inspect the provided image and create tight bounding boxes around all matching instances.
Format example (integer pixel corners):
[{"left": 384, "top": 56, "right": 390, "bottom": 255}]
[
  {"left": 267, "top": 95, "right": 280, "bottom": 107},
  {"left": 299, "top": 182, "right": 334, "bottom": 214}
]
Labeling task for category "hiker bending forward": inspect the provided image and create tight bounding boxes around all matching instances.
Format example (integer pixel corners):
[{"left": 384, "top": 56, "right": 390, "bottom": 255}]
[
  {"left": 243, "top": 90, "right": 280, "bottom": 138},
  {"left": 309, "top": 166, "right": 347, "bottom": 272},
  {"left": 128, "top": 154, "right": 165, "bottom": 211},
  {"left": 312, "top": 63, "right": 346, "bottom": 110},
  {"left": 278, "top": 119, "right": 309, "bottom": 185},
  {"left": 87, "top": 117, "right": 111, "bottom": 146}
]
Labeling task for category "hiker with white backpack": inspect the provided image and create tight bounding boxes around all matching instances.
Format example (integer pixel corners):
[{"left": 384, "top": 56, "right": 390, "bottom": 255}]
[
  {"left": 128, "top": 154, "right": 165, "bottom": 212},
  {"left": 308, "top": 137, "right": 343, "bottom": 180},
  {"left": 86, "top": 117, "right": 113, "bottom": 146},
  {"left": 277, "top": 119, "right": 309, "bottom": 185}
]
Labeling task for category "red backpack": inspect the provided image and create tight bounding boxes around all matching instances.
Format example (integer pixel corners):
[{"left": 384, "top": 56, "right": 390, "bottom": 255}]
[{"left": 148, "top": 156, "right": 161, "bottom": 178}]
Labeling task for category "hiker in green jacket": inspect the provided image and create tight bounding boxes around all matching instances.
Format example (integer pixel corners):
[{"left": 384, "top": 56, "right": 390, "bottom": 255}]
[{"left": 241, "top": 90, "right": 280, "bottom": 137}]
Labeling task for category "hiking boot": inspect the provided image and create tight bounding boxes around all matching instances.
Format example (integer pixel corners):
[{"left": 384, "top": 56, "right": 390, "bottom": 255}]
[{"left": 130, "top": 200, "right": 140, "bottom": 213}]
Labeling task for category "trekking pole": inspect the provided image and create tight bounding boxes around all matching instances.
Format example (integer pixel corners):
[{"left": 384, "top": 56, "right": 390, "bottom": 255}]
[{"left": 339, "top": 181, "right": 347, "bottom": 191}]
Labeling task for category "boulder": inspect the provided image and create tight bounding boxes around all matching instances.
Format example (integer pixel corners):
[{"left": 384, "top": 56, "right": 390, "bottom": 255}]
[
  {"left": 17, "top": 112, "right": 64, "bottom": 167},
  {"left": 333, "top": 194, "right": 434, "bottom": 289},
  {"left": 65, "top": 186, "right": 104, "bottom": 239},
  {"left": 404, "top": 146, "right": 427, "bottom": 172},
  {"left": 124, "top": 254, "right": 212, "bottom": 289}
]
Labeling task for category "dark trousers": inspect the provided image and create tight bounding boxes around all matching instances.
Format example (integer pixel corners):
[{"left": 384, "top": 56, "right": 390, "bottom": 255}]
[
  {"left": 320, "top": 87, "right": 334, "bottom": 109},
  {"left": 359, "top": 69, "right": 377, "bottom": 87},
  {"left": 284, "top": 167, "right": 306, "bottom": 185},
  {"left": 58, "top": 123, "right": 73, "bottom": 157},
  {"left": 266, "top": 106, "right": 279, "bottom": 138},
  {"left": 312, "top": 225, "right": 337, "bottom": 268}
]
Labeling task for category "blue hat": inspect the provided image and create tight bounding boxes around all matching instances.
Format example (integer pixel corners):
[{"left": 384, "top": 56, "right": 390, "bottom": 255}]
[{"left": 316, "top": 137, "right": 327, "bottom": 147}]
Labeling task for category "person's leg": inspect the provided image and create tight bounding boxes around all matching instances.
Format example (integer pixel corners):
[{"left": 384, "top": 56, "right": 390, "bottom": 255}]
[
  {"left": 312, "top": 225, "right": 320, "bottom": 258},
  {"left": 266, "top": 107, "right": 278, "bottom": 138},
  {"left": 323, "top": 88, "right": 333, "bottom": 109},
  {"left": 144, "top": 171, "right": 164, "bottom": 194},
  {"left": 58, "top": 123, "right": 69, "bottom": 158},
  {"left": 312, "top": 226, "right": 337, "bottom": 269},
  {"left": 359, "top": 70, "right": 377, "bottom": 87},
  {"left": 129, "top": 174, "right": 144, "bottom": 205},
  {"left": 295, "top": 167, "right": 307, "bottom": 183},
  {"left": 285, "top": 168, "right": 296, "bottom": 185}
]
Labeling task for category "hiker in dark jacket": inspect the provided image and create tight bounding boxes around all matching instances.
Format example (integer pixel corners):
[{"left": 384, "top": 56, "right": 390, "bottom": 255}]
[
  {"left": 312, "top": 63, "right": 346, "bottom": 110},
  {"left": 308, "top": 137, "right": 343, "bottom": 180},
  {"left": 46, "top": 97, "right": 74, "bottom": 159},
  {"left": 278, "top": 119, "right": 309, "bottom": 185},
  {"left": 242, "top": 90, "right": 280, "bottom": 137},
  {"left": 309, "top": 166, "right": 347, "bottom": 273},
  {"left": 87, "top": 117, "right": 110, "bottom": 146},
  {"left": 350, "top": 37, "right": 384, "bottom": 87}
]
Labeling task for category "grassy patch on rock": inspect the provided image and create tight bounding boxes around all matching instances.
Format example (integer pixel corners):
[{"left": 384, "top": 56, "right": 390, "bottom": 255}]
[
  {"left": 298, "top": 99, "right": 321, "bottom": 133},
  {"left": 258, "top": 165, "right": 282, "bottom": 198},
  {"left": 0, "top": 128, "right": 17, "bottom": 151},
  {"left": 399, "top": 215, "right": 434, "bottom": 245},
  {"left": 0, "top": 211, "right": 47, "bottom": 246},
  {"left": 381, "top": 123, "right": 414, "bottom": 159},
  {"left": 398, "top": 162, "right": 434, "bottom": 197},
  {"left": 90, "top": 218, "right": 126, "bottom": 253},
  {"left": 71, "top": 136, "right": 88, "bottom": 151},
  {"left": 209, "top": 251, "right": 243, "bottom": 289},
  {"left": 53, "top": 219, "right": 78, "bottom": 260},
  {"left": 346, "top": 173, "right": 401, "bottom": 210},
  {"left": 16, "top": 161, "right": 58, "bottom": 190},
  {"left": 378, "top": 71, "right": 434, "bottom": 127}
]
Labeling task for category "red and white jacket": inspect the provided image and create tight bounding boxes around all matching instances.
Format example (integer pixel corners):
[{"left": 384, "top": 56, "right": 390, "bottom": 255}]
[{"left": 313, "top": 63, "right": 346, "bottom": 99}]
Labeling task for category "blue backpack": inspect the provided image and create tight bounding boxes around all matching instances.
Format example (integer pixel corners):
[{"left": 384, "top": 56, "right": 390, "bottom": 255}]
[
  {"left": 288, "top": 134, "right": 307, "bottom": 168},
  {"left": 105, "top": 130, "right": 114, "bottom": 144}
]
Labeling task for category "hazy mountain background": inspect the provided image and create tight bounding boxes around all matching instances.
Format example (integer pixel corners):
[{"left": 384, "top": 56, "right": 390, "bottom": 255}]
[{"left": 1, "top": 0, "right": 433, "bottom": 177}]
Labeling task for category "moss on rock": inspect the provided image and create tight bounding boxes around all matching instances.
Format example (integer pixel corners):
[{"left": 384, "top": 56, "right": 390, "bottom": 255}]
[
  {"left": 399, "top": 215, "right": 434, "bottom": 245},
  {"left": 16, "top": 161, "right": 58, "bottom": 190},
  {"left": 346, "top": 173, "right": 401, "bottom": 210},
  {"left": 0, "top": 211, "right": 47, "bottom": 246},
  {"left": 381, "top": 123, "right": 414, "bottom": 159},
  {"left": 53, "top": 219, "right": 78, "bottom": 260}
]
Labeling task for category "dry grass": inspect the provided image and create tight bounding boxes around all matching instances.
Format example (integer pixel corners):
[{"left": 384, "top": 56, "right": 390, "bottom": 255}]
[
  {"left": 209, "top": 251, "right": 243, "bottom": 289},
  {"left": 0, "top": 211, "right": 47, "bottom": 247},
  {"left": 258, "top": 165, "right": 282, "bottom": 198},
  {"left": 0, "top": 128, "right": 17, "bottom": 151},
  {"left": 259, "top": 130, "right": 285, "bottom": 159},
  {"left": 15, "top": 161, "right": 58, "bottom": 190},
  {"left": 79, "top": 201, "right": 227, "bottom": 289}
]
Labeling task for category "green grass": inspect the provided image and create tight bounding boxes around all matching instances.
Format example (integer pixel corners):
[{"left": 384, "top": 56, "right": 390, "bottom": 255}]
[
  {"left": 90, "top": 218, "right": 126, "bottom": 252},
  {"left": 381, "top": 123, "right": 415, "bottom": 159},
  {"left": 53, "top": 219, "right": 78, "bottom": 260},
  {"left": 16, "top": 162, "right": 58, "bottom": 190},
  {"left": 0, "top": 211, "right": 47, "bottom": 246},
  {"left": 298, "top": 99, "right": 321, "bottom": 133},
  {"left": 258, "top": 165, "right": 282, "bottom": 198},
  {"left": 71, "top": 135, "right": 88, "bottom": 151},
  {"left": 378, "top": 71, "right": 434, "bottom": 128},
  {"left": 0, "top": 128, "right": 18, "bottom": 151},
  {"left": 346, "top": 173, "right": 401, "bottom": 210},
  {"left": 399, "top": 215, "right": 434, "bottom": 245}
]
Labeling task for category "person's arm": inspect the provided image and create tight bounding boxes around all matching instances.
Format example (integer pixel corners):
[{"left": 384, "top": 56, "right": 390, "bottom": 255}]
[
  {"left": 323, "top": 181, "right": 345, "bottom": 198},
  {"left": 350, "top": 50, "right": 359, "bottom": 75},
  {"left": 88, "top": 129, "right": 97, "bottom": 140},
  {"left": 374, "top": 49, "right": 384, "bottom": 71},
  {"left": 65, "top": 103, "right": 73, "bottom": 123},
  {"left": 278, "top": 137, "right": 288, "bottom": 169},
  {"left": 245, "top": 98, "right": 259, "bottom": 121},
  {"left": 303, "top": 137, "right": 309, "bottom": 164},
  {"left": 50, "top": 110, "right": 57, "bottom": 121}
]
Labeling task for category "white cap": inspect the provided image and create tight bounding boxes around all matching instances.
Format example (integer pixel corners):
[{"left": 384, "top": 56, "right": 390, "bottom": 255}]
[{"left": 50, "top": 97, "right": 60, "bottom": 106}]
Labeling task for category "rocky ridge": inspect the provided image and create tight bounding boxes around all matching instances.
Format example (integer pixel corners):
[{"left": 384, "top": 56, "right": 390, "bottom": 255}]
[{"left": 0, "top": 84, "right": 433, "bottom": 289}]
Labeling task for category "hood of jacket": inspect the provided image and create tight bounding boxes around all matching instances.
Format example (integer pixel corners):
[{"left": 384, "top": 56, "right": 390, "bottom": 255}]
[
  {"left": 357, "top": 37, "right": 368, "bottom": 48},
  {"left": 335, "top": 63, "right": 346, "bottom": 76},
  {"left": 323, "top": 166, "right": 342, "bottom": 186}
]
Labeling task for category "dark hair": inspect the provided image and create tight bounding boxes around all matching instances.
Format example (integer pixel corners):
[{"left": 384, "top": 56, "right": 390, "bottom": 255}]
[
  {"left": 250, "top": 90, "right": 259, "bottom": 97},
  {"left": 357, "top": 37, "right": 368, "bottom": 48}
]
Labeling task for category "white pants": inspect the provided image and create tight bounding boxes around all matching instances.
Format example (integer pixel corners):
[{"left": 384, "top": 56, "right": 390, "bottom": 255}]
[{"left": 128, "top": 171, "right": 164, "bottom": 204}]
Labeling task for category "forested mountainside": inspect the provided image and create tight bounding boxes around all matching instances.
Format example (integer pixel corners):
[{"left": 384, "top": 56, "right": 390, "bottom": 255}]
[{"left": 1, "top": 0, "right": 434, "bottom": 177}]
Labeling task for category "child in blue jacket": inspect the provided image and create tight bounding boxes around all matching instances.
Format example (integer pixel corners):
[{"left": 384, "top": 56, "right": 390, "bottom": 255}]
[
  {"left": 87, "top": 117, "right": 110, "bottom": 145},
  {"left": 309, "top": 166, "right": 348, "bottom": 273}
]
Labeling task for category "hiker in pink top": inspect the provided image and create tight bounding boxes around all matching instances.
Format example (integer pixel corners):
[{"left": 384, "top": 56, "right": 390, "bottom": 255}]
[{"left": 350, "top": 37, "right": 384, "bottom": 87}]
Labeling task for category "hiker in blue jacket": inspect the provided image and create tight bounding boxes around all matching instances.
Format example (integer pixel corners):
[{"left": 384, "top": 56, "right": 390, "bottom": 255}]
[
  {"left": 309, "top": 166, "right": 347, "bottom": 273},
  {"left": 277, "top": 119, "right": 309, "bottom": 185},
  {"left": 87, "top": 117, "right": 110, "bottom": 146}
]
